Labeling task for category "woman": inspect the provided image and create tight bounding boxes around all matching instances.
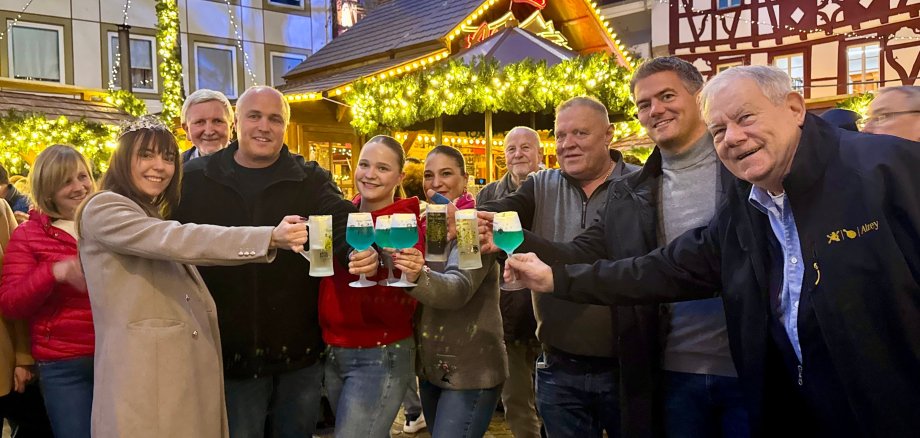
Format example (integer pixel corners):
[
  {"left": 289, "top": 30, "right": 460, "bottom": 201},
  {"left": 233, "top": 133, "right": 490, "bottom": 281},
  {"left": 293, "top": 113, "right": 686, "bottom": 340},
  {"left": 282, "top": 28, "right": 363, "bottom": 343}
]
[
  {"left": 75, "top": 116, "right": 306, "bottom": 438},
  {"left": 319, "top": 135, "right": 423, "bottom": 437},
  {"left": 392, "top": 146, "right": 508, "bottom": 438},
  {"left": 0, "top": 145, "right": 96, "bottom": 438}
]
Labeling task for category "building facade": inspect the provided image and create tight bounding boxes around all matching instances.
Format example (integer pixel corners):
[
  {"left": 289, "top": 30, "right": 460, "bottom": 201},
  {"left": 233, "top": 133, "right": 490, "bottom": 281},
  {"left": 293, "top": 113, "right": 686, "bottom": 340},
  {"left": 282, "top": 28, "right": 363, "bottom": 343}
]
[{"left": 0, "top": 0, "right": 334, "bottom": 112}]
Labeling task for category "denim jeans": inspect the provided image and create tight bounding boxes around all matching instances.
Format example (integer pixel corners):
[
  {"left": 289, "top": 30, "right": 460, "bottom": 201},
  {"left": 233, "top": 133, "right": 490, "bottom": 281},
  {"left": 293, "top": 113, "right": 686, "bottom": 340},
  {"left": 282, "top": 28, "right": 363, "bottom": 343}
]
[
  {"left": 419, "top": 380, "right": 500, "bottom": 438},
  {"left": 535, "top": 351, "right": 620, "bottom": 438},
  {"left": 37, "top": 356, "right": 94, "bottom": 438},
  {"left": 402, "top": 377, "right": 422, "bottom": 418},
  {"left": 664, "top": 371, "right": 750, "bottom": 438},
  {"left": 501, "top": 341, "right": 542, "bottom": 438},
  {"left": 324, "top": 337, "right": 415, "bottom": 437},
  {"left": 225, "top": 361, "right": 323, "bottom": 438}
]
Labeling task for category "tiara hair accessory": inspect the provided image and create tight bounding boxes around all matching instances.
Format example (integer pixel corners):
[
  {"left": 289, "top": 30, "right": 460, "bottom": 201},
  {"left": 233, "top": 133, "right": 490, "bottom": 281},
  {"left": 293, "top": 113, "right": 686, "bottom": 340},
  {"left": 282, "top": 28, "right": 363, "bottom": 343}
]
[{"left": 119, "top": 115, "right": 170, "bottom": 138}]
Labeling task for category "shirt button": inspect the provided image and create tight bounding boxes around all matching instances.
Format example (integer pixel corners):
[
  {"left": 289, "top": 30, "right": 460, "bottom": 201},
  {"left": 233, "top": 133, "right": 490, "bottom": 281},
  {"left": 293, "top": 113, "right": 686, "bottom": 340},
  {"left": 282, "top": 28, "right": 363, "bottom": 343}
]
[
  {"left": 192, "top": 330, "right": 199, "bottom": 337},
  {"left": 790, "top": 256, "right": 798, "bottom": 264}
]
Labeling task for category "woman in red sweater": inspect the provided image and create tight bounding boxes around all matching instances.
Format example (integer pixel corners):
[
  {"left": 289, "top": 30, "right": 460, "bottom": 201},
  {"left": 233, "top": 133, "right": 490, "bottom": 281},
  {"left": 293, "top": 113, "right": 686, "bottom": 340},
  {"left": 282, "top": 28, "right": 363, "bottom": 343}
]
[
  {"left": 319, "top": 135, "right": 424, "bottom": 437},
  {"left": 0, "top": 145, "right": 95, "bottom": 438}
]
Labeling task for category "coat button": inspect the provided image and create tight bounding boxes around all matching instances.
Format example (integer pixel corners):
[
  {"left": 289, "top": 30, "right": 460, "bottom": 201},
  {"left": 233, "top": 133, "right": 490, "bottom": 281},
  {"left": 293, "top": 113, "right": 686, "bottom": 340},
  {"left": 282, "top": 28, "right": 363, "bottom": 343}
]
[
  {"left": 192, "top": 330, "right": 199, "bottom": 337},
  {"left": 238, "top": 251, "right": 245, "bottom": 256},
  {"left": 185, "top": 294, "right": 190, "bottom": 302}
]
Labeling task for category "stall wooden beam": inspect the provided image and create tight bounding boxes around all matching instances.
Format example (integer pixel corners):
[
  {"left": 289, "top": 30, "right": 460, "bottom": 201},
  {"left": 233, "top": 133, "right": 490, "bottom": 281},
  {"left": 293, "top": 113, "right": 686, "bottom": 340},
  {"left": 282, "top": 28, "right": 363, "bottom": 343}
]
[{"left": 485, "top": 110, "right": 494, "bottom": 182}]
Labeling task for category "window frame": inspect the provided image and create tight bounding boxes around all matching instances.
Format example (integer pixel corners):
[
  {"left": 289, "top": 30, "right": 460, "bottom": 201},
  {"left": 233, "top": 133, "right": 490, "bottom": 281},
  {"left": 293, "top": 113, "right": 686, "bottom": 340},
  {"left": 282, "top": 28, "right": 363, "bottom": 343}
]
[
  {"left": 7, "top": 20, "right": 66, "bottom": 84},
  {"left": 269, "top": 52, "right": 308, "bottom": 87},
  {"left": 846, "top": 42, "right": 881, "bottom": 94},
  {"left": 773, "top": 52, "right": 805, "bottom": 92},
  {"left": 106, "top": 32, "right": 158, "bottom": 93},
  {"left": 193, "top": 42, "right": 240, "bottom": 99},
  {"left": 717, "top": 0, "right": 742, "bottom": 10}
]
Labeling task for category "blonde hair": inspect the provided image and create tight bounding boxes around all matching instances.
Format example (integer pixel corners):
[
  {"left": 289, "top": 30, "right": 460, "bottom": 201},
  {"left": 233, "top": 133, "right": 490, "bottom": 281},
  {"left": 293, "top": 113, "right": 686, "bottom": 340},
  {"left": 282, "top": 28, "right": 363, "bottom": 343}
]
[{"left": 30, "top": 145, "right": 96, "bottom": 219}]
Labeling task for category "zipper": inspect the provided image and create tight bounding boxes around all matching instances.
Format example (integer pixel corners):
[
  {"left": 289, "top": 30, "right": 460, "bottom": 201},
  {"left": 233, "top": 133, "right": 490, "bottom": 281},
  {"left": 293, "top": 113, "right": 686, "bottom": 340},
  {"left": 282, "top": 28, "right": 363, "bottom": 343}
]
[
  {"left": 797, "top": 364, "right": 804, "bottom": 386},
  {"left": 581, "top": 201, "right": 587, "bottom": 228}
]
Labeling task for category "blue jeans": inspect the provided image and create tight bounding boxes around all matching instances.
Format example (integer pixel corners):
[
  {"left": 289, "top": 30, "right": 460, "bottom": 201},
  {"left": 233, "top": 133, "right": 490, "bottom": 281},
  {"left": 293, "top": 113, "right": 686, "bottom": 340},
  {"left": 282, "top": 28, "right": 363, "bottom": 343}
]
[
  {"left": 225, "top": 362, "right": 323, "bottom": 438},
  {"left": 324, "top": 337, "right": 415, "bottom": 437},
  {"left": 535, "top": 352, "right": 620, "bottom": 438},
  {"left": 419, "top": 380, "right": 500, "bottom": 438},
  {"left": 664, "top": 371, "right": 750, "bottom": 438},
  {"left": 37, "top": 356, "right": 94, "bottom": 438},
  {"left": 402, "top": 377, "right": 422, "bottom": 418}
]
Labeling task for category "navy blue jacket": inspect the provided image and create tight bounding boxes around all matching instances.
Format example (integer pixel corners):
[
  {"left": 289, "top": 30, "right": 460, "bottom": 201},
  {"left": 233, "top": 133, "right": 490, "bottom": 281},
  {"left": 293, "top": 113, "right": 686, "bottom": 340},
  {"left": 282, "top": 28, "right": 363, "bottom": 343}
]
[{"left": 543, "top": 115, "right": 920, "bottom": 436}]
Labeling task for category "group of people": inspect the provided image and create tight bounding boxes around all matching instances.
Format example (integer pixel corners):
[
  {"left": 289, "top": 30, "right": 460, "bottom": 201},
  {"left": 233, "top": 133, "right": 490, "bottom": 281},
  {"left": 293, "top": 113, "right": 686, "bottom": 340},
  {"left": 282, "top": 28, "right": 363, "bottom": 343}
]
[{"left": 0, "top": 55, "right": 915, "bottom": 438}]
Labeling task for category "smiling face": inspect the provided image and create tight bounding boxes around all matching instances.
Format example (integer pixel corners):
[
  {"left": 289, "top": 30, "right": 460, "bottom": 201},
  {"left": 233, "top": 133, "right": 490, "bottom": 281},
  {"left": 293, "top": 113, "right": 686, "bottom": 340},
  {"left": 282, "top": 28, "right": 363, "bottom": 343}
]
[
  {"left": 504, "top": 128, "right": 541, "bottom": 182},
  {"left": 705, "top": 78, "right": 806, "bottom": 193},
  {"left": 355, "top": 141, "right": 405, "bottom": 206},
  {"left": 633, "top": 71, "right": 708, "bottom": 153},
  {"left": 234, "top": 88, "right": 287, "bottom": 168},
  {"left": 424, "top": 152, "right": 469, "bottom": 202},
  {"left": 182, "top": 100, "right": 232, "bottom": 155},
  {"left": 130, "top": 140, "right": 176, "bottom": 201},
  {"left": 51, "top": 163, "right": 94, "bottom": 220},
  {"left": 553, "top": 104, "right": 614, "bottom": 181}
]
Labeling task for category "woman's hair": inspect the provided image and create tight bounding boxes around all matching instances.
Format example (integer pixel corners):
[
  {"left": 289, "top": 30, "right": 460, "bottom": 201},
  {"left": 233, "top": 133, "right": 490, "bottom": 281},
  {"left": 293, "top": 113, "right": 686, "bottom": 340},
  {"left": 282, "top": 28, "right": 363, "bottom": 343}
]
[
  {"left": 363, "top": 135, "right": 407, "bottom": 199},
  {"left": 30, "top": 144, "right": 96, "bottom": 219},
  {"left": 402, "top": 160, "right": 425, "bottom": 199},
  {"left": 426, "top": 145, "right": 467, "bottom": 176},
  {"left": 101, "top": 123, "right": 182, "bottom": 218}
]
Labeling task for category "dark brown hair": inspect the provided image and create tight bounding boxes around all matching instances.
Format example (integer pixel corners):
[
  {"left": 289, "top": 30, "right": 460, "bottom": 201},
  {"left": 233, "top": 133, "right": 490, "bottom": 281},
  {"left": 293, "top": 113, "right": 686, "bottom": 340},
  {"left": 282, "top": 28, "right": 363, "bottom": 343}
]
[
  {"left": 426, "top": 145, "right": 467, "bottom": 176},
  {"left": 101, "top": 128, "right": 182, "bottom": 218}
]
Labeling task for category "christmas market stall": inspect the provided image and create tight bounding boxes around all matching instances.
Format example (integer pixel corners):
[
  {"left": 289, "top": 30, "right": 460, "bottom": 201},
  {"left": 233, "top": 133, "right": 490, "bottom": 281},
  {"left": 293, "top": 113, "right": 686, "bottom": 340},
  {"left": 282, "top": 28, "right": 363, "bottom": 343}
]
[{"left": 279, "top": 0, "right": 641, "bottom": 197}]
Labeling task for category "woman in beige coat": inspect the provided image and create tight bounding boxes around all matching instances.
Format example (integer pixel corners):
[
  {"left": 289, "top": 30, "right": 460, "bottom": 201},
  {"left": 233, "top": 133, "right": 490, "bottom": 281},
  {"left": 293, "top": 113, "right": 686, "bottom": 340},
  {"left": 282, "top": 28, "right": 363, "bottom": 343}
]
[{"left": 76, "top": 116, "right": 307, "bottom": 438}]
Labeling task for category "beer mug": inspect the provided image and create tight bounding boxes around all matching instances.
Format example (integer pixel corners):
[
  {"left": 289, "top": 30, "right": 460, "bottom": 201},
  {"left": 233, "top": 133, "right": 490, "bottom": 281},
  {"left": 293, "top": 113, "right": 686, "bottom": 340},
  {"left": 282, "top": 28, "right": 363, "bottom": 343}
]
[
  {"left": 299, "top": 215, "right": 334, "bottom": 277},
  {"left": 455, "top": 209, "right": 482, "bottom": 270},
  {"left": 425, "top": 204, "right": 449, "bottom": 262}
]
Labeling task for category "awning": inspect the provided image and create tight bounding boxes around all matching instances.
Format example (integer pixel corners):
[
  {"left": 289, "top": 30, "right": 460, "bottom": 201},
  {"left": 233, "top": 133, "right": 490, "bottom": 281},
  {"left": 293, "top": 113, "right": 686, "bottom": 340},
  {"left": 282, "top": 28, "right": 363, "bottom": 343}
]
[{"left": 0, "top": 90, "right": 132, "bottom": 125}]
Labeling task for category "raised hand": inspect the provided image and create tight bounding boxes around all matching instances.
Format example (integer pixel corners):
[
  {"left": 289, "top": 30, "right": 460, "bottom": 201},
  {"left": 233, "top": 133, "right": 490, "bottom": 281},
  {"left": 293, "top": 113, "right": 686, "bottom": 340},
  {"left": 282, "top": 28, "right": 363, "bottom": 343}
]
[
  {"left": 53, "top": 257, "right": 87, "bottom": 291},
  {"left": 392, "top": 247, "right": 425, "bottom": 284},
  {"left": 271, "top": 215, "right": 308, "bottom": 252},
  {"left": 476, "top": 211, "right": 500, "bottom": 254},
  {"left": 349, "top": 247, "right": 379, "bottom": 277},
  {"left": 504, "top": 252, "right": 554, "bottom": 293}
]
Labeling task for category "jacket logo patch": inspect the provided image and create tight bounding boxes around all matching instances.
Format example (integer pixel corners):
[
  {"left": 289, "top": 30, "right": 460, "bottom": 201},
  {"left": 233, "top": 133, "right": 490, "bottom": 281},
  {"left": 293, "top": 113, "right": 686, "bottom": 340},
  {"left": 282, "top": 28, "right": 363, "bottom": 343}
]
[{"left": 826, "top": 220, "right": 879, "bottom": 244}]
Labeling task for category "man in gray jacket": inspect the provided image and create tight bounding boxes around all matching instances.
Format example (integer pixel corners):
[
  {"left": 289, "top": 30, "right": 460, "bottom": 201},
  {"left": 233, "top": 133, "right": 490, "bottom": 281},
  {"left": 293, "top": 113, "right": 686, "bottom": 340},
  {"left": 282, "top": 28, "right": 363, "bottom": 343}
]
[{"left": 479, "top": 96, "right": 650, "bottom": 437}]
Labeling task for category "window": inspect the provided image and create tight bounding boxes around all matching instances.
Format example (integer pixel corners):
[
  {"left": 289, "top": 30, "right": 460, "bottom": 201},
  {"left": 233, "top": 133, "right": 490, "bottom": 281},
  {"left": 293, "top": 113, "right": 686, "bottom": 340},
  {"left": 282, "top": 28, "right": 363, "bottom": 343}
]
[
  {"left": 774, "top": 53, "right": 804, "bottom": 92},
  {"left": 270, "top": 53, "right": 307, "bottom": 86},
  {"left": 718, "top": 0, "right": 741, "bottom": 9},
  {"left": 195, "top": 43, "right": 238, "bottom": 98},
  {"left": 847, "top": 43, "right": 880, "bottom": 94},
  {"left": 716, "top": 62, "right": 742, "bottom": 73},
  {"left": 108, "top": 33, "right": 157, "bottom": 92},
  {"left": 269, "top": 0, "right": 303, "bottom": 7},
  {"left": 7, "top": 21, "right": 64, "bottom": 83}
]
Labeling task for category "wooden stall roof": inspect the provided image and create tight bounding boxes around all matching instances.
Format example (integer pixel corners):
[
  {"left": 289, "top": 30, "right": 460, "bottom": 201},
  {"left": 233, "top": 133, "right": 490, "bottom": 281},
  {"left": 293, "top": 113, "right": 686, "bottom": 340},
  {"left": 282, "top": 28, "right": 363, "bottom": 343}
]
[{"left": 0, "top": 90, "right": 132, "bottom": 125}]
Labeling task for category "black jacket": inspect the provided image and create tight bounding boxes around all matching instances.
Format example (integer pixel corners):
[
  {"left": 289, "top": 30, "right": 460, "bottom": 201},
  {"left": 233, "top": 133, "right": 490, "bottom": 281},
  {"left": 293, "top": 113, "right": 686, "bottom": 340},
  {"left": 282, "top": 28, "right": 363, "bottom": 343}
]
[
  {"left": 476, "top": 171, "right": 537, "bottom": 344},
  {"left": 547, "top": 115, "right": 920, "bottom": 436},
  {"left": 180, "top": 146, "right": 198, "bottom": 163},
  {"left": 173, "top": 142, "right": 356, "bottom": 378}
]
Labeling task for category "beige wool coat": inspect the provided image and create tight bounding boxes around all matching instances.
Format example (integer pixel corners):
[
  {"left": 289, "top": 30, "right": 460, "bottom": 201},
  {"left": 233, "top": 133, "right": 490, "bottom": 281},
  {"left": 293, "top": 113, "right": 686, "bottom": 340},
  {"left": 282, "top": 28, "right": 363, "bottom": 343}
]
[
  {"left": 78, "top": 191, "right": 276, "bottom": 438},
  {"left": 0, "top": 199, "right": 32, "bottom": 397}
]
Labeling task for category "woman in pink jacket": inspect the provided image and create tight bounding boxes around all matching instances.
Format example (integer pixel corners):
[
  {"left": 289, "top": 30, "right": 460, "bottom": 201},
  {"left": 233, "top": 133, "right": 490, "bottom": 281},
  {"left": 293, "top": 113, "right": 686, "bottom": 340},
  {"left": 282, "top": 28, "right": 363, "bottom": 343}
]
[{"left": 0, "top": 145, "right": 96, "bottom": 438}]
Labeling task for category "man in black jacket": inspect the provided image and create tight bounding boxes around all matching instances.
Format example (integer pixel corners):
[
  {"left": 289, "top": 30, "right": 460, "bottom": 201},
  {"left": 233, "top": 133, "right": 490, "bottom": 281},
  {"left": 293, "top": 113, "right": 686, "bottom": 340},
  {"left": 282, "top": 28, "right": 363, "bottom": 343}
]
[
  {"left": 173, "top": 86, "right": 378, "bottom": 438},
  {"left": 506, "top": 66, "right": 920, "bottom": 436}
]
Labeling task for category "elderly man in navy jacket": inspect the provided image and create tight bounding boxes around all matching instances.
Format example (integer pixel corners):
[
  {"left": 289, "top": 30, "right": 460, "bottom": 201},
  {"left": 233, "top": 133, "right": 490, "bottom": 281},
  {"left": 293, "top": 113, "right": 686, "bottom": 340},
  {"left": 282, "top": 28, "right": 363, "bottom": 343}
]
[{"left": 505, "top": 66, "right": 920, "bottom": 436}]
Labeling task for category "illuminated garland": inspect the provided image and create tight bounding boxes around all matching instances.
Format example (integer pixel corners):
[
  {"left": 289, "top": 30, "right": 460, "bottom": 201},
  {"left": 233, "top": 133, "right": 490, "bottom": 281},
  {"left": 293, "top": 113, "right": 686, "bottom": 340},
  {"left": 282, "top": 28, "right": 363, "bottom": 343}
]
[
  {"left": 156, "top": 0, "right": 183, "bottom": 124},
  {"left": 0, "top": 112, "right": 119, "bottom": 176},
  {"left": 346, "top": 54, "right": 640, "bottom": 138},
  {"left": 105, "top": 89, "right": 147, "bottom": 117}
]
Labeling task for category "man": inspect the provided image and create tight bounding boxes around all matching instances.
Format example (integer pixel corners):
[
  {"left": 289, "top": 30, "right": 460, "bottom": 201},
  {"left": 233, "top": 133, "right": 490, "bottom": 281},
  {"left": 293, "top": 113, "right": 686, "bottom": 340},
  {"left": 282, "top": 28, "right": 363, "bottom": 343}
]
[
  {"left": 507, "top": 66, "right": 920, "bottom": 436},
  {"left": 180, "top": 89, "right": 234, "bottom": 162},
  {"left": 173, "top": 86, "right": 377, "bottom": 438},
  {"left": 863, "top": 85, "right": 920, "bottom": 141},
  {"left": 476, "top": 126, "right": 543, "bottom": 438},
  {"left": 479, "top": 96, "right": 652, "bottom": 438}
]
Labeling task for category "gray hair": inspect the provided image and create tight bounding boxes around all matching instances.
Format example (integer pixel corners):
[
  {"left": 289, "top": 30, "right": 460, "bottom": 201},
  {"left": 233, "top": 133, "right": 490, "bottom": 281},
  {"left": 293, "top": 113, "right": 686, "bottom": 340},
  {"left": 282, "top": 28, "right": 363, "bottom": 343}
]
[
  {"left": 876, "top": 86, "right": 920, "bottom": 110},
  {"left": 700, "top": 65, "right": 793, "bottom": 119},
  {"left": 556, "top": 95, "right": 609, "bottom": 122},
  {"left": 181, "top": 89, "right": 234, "bottom": 124},
  {"left": 505, "top": 126, "right": 541, "bottom": 150},
  {"left": 630, "top": 56, "right": 704, "bottom": 94},
  {"left": 236, "top": 85, "right": 291, "bottom": 125}
]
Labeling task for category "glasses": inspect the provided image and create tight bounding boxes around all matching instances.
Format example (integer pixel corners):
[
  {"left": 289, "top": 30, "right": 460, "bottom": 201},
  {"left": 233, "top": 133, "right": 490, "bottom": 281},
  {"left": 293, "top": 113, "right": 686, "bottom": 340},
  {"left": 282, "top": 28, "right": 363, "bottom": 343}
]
[{"left": 863, "top": 110, "right": 920, "bottom": 127}]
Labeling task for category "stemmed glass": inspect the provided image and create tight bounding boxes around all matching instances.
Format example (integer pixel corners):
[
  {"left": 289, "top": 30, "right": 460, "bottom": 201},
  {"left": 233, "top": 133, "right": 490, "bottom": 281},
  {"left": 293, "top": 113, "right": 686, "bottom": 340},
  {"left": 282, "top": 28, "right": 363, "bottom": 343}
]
[
  {"left": 375, "top": 215, "right": 399, "bottom": 286},
  {"left": 346, "top": 212, "right": 377, "bottom": 288},
  {"left": 493, "top": 211, "right": 526, "bottom": 290},
  {"left": 388, "top": 213, "right": 419, "bottom": 287}
]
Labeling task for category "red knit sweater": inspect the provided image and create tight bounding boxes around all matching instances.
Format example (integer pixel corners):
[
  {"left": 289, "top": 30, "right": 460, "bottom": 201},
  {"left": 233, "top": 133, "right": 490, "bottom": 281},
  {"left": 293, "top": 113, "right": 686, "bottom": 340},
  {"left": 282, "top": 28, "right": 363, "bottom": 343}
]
[
  {"left": 318, "top": 197, "right": 424, "bottom": 348},
  {"left": 0, "top": 210, "right": 95, "bottom": 361}
]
